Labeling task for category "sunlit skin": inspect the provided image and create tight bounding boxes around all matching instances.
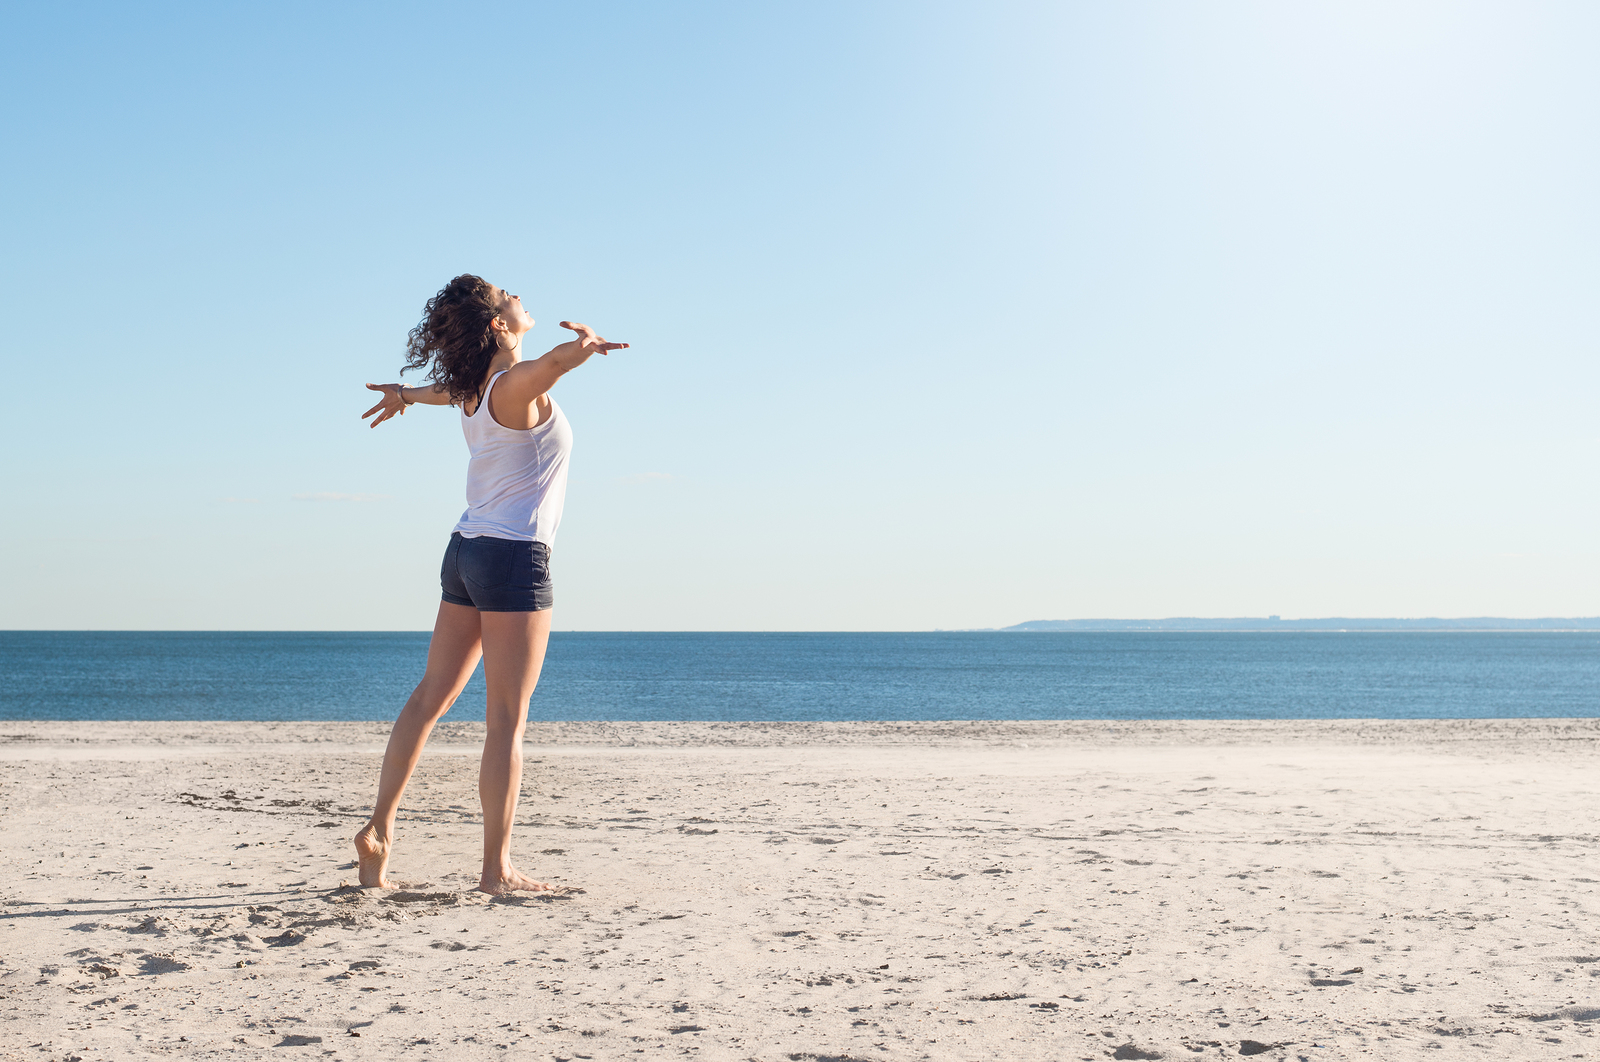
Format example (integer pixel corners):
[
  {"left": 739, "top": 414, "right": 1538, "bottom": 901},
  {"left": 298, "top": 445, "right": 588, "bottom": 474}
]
[{"left": 354, "top": 287, "right": 626, "bottom": 895}]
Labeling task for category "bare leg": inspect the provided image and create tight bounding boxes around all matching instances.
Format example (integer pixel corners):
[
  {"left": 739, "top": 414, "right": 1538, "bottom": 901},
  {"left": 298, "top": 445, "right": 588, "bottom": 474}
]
[
  {"left": 476, "top": 608, "right": 554, "bottom": 894},
  {"left": 355, "top": 602, "right": 483, "bottom": 887}
]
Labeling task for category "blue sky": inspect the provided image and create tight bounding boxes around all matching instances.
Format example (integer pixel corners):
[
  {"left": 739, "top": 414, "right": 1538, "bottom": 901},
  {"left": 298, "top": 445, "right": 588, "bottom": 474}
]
[{"left": 2, "top": 1, "right": 1597, "bottom": 630}]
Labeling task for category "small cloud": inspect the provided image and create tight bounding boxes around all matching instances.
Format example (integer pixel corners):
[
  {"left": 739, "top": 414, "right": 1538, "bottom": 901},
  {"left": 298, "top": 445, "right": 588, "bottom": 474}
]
[
  {"left": 618, "top": 472, "right": 677, "bottom": 485},
  {"left": 218, "top": 497, "right": 261, "bottom": 504},
  {"left": 292, "top": 492, "right": 391, "bottom": 502}
]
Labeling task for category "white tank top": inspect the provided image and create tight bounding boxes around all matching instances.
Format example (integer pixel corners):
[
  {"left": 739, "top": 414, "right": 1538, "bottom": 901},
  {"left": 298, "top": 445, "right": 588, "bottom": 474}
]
[{"left": 452, "top": 371, "right": 572, "bottom": 545}]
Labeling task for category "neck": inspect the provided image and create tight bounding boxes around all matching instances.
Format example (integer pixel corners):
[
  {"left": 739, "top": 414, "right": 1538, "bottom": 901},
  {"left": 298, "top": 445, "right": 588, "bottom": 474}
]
[{"left": 485, "top": 333, "right": 524, "bottom": 377}]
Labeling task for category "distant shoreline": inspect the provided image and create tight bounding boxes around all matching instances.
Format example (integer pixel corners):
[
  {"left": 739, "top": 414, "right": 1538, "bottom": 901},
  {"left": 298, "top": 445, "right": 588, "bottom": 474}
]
[{"left": 989, "top": 617, "right": 1600, "bottom": 632}]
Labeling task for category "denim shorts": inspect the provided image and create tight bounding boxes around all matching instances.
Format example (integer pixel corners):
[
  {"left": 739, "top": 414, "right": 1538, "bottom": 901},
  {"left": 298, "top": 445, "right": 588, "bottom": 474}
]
[{"left": 440, "top": 533, "right": 554, "bottom": 612}]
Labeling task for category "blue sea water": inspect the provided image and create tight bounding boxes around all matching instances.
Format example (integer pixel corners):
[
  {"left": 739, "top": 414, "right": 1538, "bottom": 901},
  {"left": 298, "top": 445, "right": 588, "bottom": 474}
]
[{"left": 1, "top": 631, "right": 1597, "bottom": 722}]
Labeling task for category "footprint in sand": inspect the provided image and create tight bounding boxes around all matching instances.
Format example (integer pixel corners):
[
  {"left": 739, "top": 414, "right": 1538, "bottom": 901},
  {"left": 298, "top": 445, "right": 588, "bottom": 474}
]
[
  {"left": 1110, "top": 1045, "right": 1162, "bottom": 1061},
  {"left": 382, "top": 891, "right": 461, "bottom": 905}
]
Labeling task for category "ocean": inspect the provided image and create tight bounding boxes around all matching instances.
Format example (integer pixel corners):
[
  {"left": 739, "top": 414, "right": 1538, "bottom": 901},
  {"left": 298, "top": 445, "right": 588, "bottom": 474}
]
[{"left": 1, "top": 631, "right": 1596, "bottom": 722}]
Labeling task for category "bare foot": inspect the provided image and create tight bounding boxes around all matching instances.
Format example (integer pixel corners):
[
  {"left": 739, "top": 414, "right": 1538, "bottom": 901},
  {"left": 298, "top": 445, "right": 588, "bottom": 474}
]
[
  {"left": 476, "top": 867, "right": 557, "bottom": 895},
  {"left": 354, "top": 823, "right": 393, "bottom": 888}
]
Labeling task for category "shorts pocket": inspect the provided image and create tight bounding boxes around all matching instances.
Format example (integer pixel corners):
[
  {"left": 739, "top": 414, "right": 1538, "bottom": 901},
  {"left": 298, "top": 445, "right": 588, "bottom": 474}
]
[
  {"left": 458, "top": 536, "right": 517, "bottom": 591},
  {"left": 505, "top": 542, "right": 551, "bottom": 591},
  {"left": 521, "top": 543, "right": 551, "bottom": 590}
]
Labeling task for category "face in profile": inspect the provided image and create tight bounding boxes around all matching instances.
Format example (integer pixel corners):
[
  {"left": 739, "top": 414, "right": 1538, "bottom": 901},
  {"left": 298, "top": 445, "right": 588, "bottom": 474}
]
[{"left": 493, "top": 286, "right": 534, "bottom": 336}]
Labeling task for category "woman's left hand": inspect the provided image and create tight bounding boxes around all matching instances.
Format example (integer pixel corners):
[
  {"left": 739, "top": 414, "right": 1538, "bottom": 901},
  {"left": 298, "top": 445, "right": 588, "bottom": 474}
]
[
  {"left": 362, "top": 383, "right": 407, "bottom": 428},
  {"left": 560, "top": 321, "right": 629, "bottom": 357}
]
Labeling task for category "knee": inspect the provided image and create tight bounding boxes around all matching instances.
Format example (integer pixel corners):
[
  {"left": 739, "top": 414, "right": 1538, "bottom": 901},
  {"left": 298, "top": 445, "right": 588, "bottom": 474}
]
[
  {"left": 408, "top": 682, "right": 460, "bottom": 722},
  {"left": 483, "top": 702, "right": 527, "bottom": 739}
]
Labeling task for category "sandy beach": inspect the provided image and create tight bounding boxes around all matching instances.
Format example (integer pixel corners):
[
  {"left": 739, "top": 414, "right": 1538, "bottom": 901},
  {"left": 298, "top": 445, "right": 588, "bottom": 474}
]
[{"left": 4, "top": 719, "right": 1600, "bottom": 1061}]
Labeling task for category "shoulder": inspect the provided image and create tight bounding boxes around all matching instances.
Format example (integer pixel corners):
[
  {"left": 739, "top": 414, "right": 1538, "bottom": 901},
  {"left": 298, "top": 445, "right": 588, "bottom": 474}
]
[{"left": 495, "top": 361, "right": 551, "bottom": 403}]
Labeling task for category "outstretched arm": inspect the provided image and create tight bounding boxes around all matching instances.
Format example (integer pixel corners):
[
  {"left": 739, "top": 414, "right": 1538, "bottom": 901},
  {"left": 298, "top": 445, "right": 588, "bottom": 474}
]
[
  {"left": 362, "top": 382, "right": 450, "bottom": 428},
  {"left": 492, "top": 322, "right": 629, "bottom": 408}
]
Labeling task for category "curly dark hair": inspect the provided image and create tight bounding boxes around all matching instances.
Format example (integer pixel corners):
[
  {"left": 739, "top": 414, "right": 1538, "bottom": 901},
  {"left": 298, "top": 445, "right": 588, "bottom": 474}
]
[{"left": 401, "top": 274, "right": 503, "bottom": 406}]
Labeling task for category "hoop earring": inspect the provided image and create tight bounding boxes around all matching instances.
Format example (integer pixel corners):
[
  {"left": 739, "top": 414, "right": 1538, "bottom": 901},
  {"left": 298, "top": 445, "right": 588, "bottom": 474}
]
[{"left": 494, "top": 328, "right": 517, "bottom": 352}]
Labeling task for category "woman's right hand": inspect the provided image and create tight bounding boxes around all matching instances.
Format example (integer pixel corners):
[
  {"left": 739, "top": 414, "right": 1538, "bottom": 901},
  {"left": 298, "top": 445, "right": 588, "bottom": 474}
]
[{"left": 361, "top": 383, "right": 407, "bottom": 428}]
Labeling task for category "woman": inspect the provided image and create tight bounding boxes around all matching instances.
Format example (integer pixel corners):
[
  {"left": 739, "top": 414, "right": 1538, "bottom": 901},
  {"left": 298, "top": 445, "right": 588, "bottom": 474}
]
[{"left": 354, "top": 274, "right": 627, "bottom": 894}]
